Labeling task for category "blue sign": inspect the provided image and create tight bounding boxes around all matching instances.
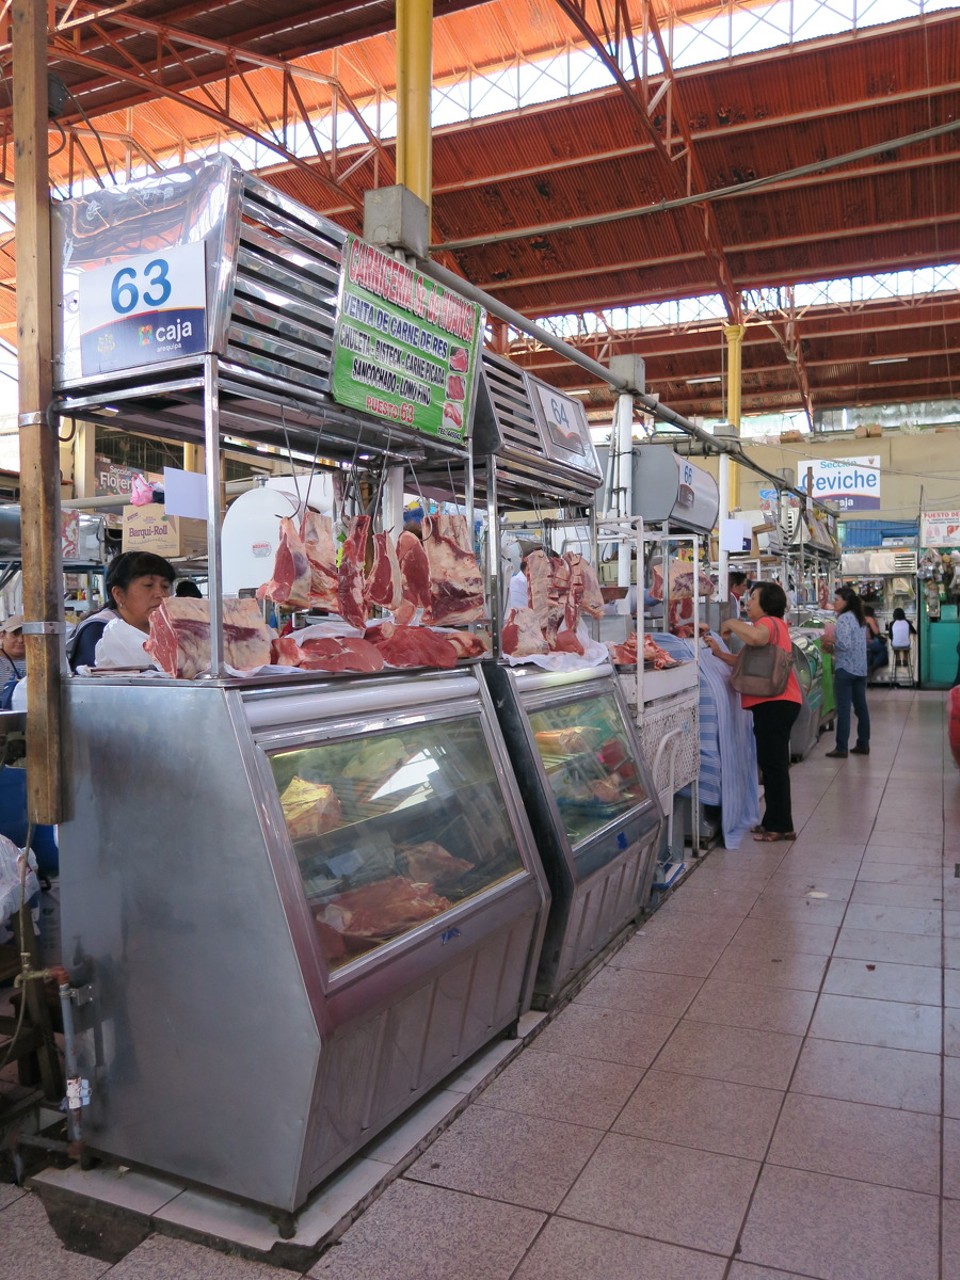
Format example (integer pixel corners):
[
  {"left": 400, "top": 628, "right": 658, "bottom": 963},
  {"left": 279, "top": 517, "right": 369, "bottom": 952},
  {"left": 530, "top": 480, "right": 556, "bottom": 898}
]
[{"left": 79, "top": 242, "right": 207, "bottom": 376}]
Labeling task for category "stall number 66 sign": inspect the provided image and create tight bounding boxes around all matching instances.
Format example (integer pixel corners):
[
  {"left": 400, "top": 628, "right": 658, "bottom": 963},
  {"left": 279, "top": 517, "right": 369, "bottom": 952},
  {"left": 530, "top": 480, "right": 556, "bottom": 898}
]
[{"left": 79, "top": 241, "right": 208, "bottom": 377}]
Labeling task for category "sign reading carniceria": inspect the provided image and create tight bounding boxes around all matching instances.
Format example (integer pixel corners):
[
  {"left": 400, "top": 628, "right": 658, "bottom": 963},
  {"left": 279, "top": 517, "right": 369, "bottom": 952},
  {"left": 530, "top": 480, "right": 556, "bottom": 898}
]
[{"left": 332, "top": 236, "right": 484, "bottom": 444}]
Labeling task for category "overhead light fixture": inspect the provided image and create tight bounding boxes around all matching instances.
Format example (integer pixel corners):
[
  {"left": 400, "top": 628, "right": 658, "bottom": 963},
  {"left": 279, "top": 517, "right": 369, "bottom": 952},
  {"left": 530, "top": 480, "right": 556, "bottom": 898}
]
[
  {"left": 868, "top": 357, "right": 909, "bottom": 365},
  {"left": 686, "top": 375, "right": 722, "bottom": 385},
  {"left": 568, "top": 388, "right": 591, "bottom": 396}
]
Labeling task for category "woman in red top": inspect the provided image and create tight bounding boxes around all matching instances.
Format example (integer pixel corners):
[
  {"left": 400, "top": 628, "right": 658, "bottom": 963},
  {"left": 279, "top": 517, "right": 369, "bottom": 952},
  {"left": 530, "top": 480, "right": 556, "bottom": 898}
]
[{"left": 705, "top": 581, "right": 803, "bottom": 842}]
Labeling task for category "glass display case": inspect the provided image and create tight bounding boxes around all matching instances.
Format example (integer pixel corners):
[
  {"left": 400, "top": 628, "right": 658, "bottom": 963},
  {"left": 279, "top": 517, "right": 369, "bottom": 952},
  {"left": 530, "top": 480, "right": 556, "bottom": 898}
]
[
  {"left": 484, "top": 662, "right": 661, "bottom": 1005},
  {"left": 790, "top": 636, "right": 826, "bottom": 761},
  {"left": 526, "top": 694, "right": 650, "bottom": 853},
  {"left": 59, "top": 672, "right": 548, "bottom": 1217},
  {"left": 267, "top": 719, "right": 526, "bottom": 968}
]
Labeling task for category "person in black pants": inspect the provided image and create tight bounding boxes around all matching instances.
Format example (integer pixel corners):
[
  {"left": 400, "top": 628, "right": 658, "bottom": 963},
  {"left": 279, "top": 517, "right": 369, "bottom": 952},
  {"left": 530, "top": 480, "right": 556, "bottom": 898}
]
[{"left": 705, "top": 581, "right": 804, "bottom": 842}]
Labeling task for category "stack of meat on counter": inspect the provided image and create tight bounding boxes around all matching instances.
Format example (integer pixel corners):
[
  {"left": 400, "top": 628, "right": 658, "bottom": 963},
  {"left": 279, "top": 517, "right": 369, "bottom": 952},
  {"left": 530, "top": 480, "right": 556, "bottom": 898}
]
[
  {"left": 503, "top": 549, "right": 605, "bottom": 659},
  {"left": 607, "top": 631, "right": 680, "bottom": 670},
  {"left": 143, "top": 511, "right": 489, "bottom": 679}
]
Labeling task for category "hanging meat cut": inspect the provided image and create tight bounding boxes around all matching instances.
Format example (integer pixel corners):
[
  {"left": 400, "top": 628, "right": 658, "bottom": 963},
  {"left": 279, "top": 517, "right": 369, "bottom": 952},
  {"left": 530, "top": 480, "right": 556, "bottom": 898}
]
[
  {"left": 364, "top": 530, "right": 403, "bottom": 612},
  {"left": 501, "top": 607, "right": 549, "bottom": 657},
  {"left": 338, "top": 515, "right": 371, "bottom": 630},
  {"left": 525, "top": 550, "right": 566, "bottom": 648},
  {"left": 145, "top": 598, "right": 273, "bottom": 678},
  {"left": 300, "top": 510, "right": 339, "bottom": 611},
  {"left": 564, "top": 553, "right": 605, "bottom": 630},
  {"left": 421, "top": 514, "right": 484, "bottom": 626},
  {"left": 395, "top": 528, "right": 432, "bottom": 625},
  {"left": 366, "top": 621, "right": 459, "bottom": 669},
  {"left": 296, "top": 635, "right": 384, "bottom": 674},
  {"left": 257, "top": 516, "right": 313, "bottom": 608}
]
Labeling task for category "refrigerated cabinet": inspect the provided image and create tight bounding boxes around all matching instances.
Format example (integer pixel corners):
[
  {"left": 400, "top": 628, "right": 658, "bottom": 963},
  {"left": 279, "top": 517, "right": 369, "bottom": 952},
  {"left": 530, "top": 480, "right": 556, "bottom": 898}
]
[
  {"left": 484, "top": 663, "right": 661, "bottom": 1005},
  {"left": 789, "top": 635, "right": 825, "bottom": 761},
  {"left": 59, "top": 670, "right": 548, "bottom": 1221}
]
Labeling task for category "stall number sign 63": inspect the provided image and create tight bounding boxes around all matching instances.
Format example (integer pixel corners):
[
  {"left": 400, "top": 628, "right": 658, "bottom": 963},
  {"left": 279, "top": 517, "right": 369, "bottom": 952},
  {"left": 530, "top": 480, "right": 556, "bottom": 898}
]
[{"left": 110, "top": 258, "right": 172, "bottom": 314}]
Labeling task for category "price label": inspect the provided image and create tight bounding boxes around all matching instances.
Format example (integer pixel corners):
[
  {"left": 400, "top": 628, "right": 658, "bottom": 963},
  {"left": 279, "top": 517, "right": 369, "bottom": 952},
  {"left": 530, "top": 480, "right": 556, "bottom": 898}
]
[{"left": 79, "top": 241, "right": 207, "bottom": 376}]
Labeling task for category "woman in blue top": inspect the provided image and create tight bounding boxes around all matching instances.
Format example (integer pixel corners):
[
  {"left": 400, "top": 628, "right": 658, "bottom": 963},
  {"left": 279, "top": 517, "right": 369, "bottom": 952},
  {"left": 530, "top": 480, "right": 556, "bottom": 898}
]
[{"left": 825, "top": 585, "right": 870, "bottom": 758}]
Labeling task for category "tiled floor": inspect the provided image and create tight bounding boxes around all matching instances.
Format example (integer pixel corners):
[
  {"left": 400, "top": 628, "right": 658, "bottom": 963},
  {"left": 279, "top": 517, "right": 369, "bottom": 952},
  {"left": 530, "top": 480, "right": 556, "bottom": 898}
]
[{"left": 1, "top": 689, "right": 958, "bottom": 1278}]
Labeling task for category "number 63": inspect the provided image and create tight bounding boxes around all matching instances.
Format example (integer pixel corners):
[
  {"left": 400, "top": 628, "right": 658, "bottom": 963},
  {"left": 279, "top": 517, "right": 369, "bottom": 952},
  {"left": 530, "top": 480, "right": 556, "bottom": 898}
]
[{"left": 111, "top": 258, "right": 171, "bottom": 313}]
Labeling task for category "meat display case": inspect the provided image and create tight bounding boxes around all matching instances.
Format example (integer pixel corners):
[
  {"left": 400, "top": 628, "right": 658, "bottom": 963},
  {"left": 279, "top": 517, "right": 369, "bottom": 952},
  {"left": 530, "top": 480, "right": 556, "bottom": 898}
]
[
  {"left": 59, "top": 669, "right": 548, "bottom": 1222},
  {"left": 483, "top": 662, "right": 661, "bottom": 1005}
]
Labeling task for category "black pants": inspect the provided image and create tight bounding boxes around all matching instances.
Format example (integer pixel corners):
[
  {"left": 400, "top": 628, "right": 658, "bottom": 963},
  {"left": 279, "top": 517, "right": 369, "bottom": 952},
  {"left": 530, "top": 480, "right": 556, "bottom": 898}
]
[{"left": 751, "top": 699, "right": 801, "bottom": 834}]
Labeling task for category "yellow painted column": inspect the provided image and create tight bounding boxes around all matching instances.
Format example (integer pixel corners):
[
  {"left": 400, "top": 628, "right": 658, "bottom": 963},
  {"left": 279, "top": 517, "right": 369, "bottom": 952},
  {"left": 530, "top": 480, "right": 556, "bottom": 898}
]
[
  {"left": 396, "top": 0, "right": 433, "bottom": 212},
  {"left": 724, "top": 323, "right": 745, "bottom": 509}
]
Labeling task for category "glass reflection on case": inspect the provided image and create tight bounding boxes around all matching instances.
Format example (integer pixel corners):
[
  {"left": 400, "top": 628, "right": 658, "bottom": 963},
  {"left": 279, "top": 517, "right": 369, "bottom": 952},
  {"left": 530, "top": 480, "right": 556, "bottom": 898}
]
[
  {"left": 528, "top": 693, "right": 649, "bottom": 847},
  {"left": 268, "top": 718, "right": 524, "bottom": 970}
]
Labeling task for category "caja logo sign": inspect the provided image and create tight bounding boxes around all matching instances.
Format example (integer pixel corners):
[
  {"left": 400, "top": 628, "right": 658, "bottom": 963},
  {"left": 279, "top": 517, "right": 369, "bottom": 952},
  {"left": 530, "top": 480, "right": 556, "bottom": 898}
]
[{"left": 799, "top": 456, "right": 881, "bottom": 512}]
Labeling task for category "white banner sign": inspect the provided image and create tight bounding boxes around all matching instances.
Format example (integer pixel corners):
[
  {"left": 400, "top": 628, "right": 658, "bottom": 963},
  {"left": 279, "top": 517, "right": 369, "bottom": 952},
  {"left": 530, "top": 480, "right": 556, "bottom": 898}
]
[
  {"left": 799, "top": 455, "right": 881, "bottom": 512},
  {"left": 921, "top": 511, "right": 960, "bottom": 547},
  {"left": 79, "top": 241, "right": 207, "bottom": 376}
]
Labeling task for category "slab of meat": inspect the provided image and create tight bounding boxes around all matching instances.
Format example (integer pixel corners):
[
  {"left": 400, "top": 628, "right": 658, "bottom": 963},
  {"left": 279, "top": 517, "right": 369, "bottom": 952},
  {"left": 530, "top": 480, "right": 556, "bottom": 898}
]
[
  {"left": 365, "top": 530, "right": 403, "bottom": 612},
  {"left": 272, "top": 634, "right": 303, "bottom": 666},
  {"left": 337, "top": 515, "right": 371, "bottom": 630},
  {"left": 145, "top": 597, "right": 273, "bottom": 678},
  {"left": 525, "top": 550, "right": 568, "bottom": 648},
  {"left": 395, "top": 529, "right": 432, "bottom": 625},
  {"left": 449, "top": 346, "right": 469, "bottom": 373},
  {"left": 607, "top": 633, "right": 638, "bottom": 666},
  {"left": 421, "top": 514, "right": 484, "bottom": 626},
  {"left": 297, "top": 635, "right": 384, "bottom": 673},
  {"left": 366, "top": 621, "right": 459, "bottom": 669},
  {"left": 279, "top": 777, "right": 343, "bottom": 839},
  {"left": 257, "top": 516, "right": 312, "bottom": 608},
  {"left": 564, "top": 553, "right": 605, "bottom": 629},
  {"left": 501, "top": 607, "right": 549, "bottom": 657},
  {"left": 443, "top": 631, "right": 490, "bottom": 660},
  {"left": 315, "top": 875, "right": 452, "bottom": 959},
  {"left": 553, "top": 628, "right": 584, "bottom": 656},
  {"left": 644, "top": 633, "right": 679, "bottom": 669},
  {"left": 399, "top": 841, "right": 473, "bottom": 893},
  {"left": 300, "top": 510, "right": 339, "bottom": 611}
]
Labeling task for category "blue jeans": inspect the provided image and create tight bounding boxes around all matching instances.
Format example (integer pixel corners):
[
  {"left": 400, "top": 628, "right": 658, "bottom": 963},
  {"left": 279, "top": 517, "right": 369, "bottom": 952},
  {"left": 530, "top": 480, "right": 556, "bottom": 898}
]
[{"left": 834, "top": 668, "right": 870, "bottom": 752}]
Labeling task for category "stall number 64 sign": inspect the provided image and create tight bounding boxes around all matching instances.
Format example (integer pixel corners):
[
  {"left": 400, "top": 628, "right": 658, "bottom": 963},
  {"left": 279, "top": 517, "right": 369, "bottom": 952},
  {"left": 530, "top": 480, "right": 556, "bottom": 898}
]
[{"left": 79, "top": 241, "right": 208, "bottom": 377}]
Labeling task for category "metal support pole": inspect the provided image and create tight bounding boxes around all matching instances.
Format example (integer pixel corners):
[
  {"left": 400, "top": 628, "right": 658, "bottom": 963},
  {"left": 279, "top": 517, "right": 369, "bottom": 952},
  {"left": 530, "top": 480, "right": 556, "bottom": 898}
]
[
  {"left": 13, "top": 0, "right": 65, "bottom": 823},
  {"left": 203, "top": 356, "right": 224, "bottom": 675},
  {"left": 396, "top": 0, "right": 433, "bottom": 212},
  {"left": 615, "top": 392, "right": 633, "bottom": 592}
]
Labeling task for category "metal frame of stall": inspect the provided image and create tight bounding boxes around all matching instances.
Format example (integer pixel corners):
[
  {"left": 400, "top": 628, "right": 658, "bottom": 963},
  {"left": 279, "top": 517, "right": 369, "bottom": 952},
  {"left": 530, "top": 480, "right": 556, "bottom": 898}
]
[{"left": 46, "top": 158, "right": 556, "bottom": 1227}]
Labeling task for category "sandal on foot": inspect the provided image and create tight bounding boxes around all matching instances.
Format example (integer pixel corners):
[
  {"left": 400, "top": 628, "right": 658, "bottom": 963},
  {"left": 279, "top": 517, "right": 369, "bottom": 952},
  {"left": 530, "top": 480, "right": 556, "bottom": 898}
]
[
  {"left": 750, "top": 825, "right": 766, "bottom": 834},
  {"left": 754, "top": 830, "right": 797, "bottom": 842}
]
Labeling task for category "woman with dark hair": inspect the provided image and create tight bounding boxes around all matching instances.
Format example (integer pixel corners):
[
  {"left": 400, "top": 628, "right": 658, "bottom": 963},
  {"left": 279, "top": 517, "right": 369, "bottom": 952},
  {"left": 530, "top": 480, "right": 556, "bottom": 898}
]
[
  {"left": 68, "top": 551, "right": 176, "bottom": 670},
  {"left": 825, "top": 585, "right": 870, "bottom": 758},
  {"left": 704, "top": 581, "right": 803, "bottom": 842},
  {"left": 863, "top": 605, "right": 888, "bottom": 679}
]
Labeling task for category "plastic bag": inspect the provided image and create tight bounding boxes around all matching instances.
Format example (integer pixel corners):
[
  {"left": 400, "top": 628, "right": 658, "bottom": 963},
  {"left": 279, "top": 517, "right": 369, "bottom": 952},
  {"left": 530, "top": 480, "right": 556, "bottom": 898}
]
[
  {"left": 129, "top": 473, "right": 155, "bottom": 506},
  {"left": 0, "top": 833, "right": 39, "bottom": 931},
  {"left": 94, "top": 616, "right": 156, "bottom": 669}
]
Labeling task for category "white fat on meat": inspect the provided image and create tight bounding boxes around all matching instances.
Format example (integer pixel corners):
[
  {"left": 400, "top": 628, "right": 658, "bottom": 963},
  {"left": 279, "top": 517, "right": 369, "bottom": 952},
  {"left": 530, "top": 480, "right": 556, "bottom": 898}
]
[
  {"left": 395, "top": 529, "right": 431, "bottom": 625},
  {"left": 501, "top": 607, "right": 549, "bottom": 657},
  {"left": 564, "top": 553, "right": 604, "bottom": 630},
  {"left": 337, "top": 515, "right": 371, "bottom": 630},
  {"left": 145, "top": 598, "right": 273, "bottom": 678},
  {"left": 421, "top": 514, "right": 484, "bottom": 626}
]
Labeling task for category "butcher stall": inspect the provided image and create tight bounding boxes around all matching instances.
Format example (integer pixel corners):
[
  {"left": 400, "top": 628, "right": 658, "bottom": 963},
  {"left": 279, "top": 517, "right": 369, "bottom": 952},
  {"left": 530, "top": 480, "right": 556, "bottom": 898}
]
[
  {"left": 462, "top": 353, "right": 661, "bottom": 1005},
  {"left": 50, "top": 157, "right": 550, "bottom": 1224}
]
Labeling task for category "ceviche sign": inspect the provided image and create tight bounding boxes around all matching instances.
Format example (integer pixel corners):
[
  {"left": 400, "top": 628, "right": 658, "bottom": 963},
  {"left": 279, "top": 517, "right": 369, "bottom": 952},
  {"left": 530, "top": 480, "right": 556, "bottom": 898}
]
[
  {"left": 799, "top": 456, "right": 881, "bottom": 512},
  {"left": 332, "top": 236, "right": 485, "bottom": 444}
]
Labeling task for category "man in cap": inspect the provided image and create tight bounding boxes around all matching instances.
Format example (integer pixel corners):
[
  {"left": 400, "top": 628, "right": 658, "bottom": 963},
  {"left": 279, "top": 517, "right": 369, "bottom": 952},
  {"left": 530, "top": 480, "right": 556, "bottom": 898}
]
[{"left": 0, "top": 614, "right": 25, "bottom": 683}]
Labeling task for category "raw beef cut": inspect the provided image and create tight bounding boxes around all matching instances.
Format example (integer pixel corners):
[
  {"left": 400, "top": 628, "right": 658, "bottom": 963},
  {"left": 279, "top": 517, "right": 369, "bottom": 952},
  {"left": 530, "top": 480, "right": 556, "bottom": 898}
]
[
  {"left": 257, "top": 516, "right": 312, "bottom": 608},
  {"left": 421, "top": 514, "right": 484, "bottom": 626},
  {"left": 364, "top": 530, "right": 403, "bottom": 612},
  {"left": 399, "top": 841, "right": 473, "bottom": 893},
  {"left": 279, "top": 777, "right": 343, "bottom": 839},
  {"left": 553, "top": 628, "right": 584, "bottom": 656},
  {"left": 299, "top": 510, "right": 339, "bottom": 611},
  {"left": 501, "top": 607, "right": 549, "bottom": 657},
  {"left": 315, "top": 876, "right": 452, "bottom": 958},
  {"left": 564, "top": 553, "right": 605, "bottom": 629},
  {"left": 395, "top": 529, "right": 432, "bottom": 625},
  {"left": 337, "top": 515, "right": 371, "bottom": 630},
  {"left": 525, "top": 549, "right": 568, "bottom": 648},
  {"left": 366, "top": 621, "right": 459, "bottom": 669},
  {"left": 443, "top": 631, "right": 490, "bottom": 660},
  {"left": 607, "top": 633, "right": 638, "bottom": 666},
  {"left": 145, "top": 598, "right": 273, "bottom": 678},
  {"left": 272, "top": 634, "right": 303, "bottom": 666},
  {"left": 297, "top": 635, "right": 384, "bottom": 673}
]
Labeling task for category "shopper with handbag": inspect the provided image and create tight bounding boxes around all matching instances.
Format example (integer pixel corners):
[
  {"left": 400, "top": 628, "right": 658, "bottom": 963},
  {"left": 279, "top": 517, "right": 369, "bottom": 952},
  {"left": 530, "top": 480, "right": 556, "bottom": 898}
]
[
  {"left": 704, "top": 581, "right": 803, "bottom": 842},
  {"left": 824, "top": 585, "right": 870, "bottom": 758}
]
